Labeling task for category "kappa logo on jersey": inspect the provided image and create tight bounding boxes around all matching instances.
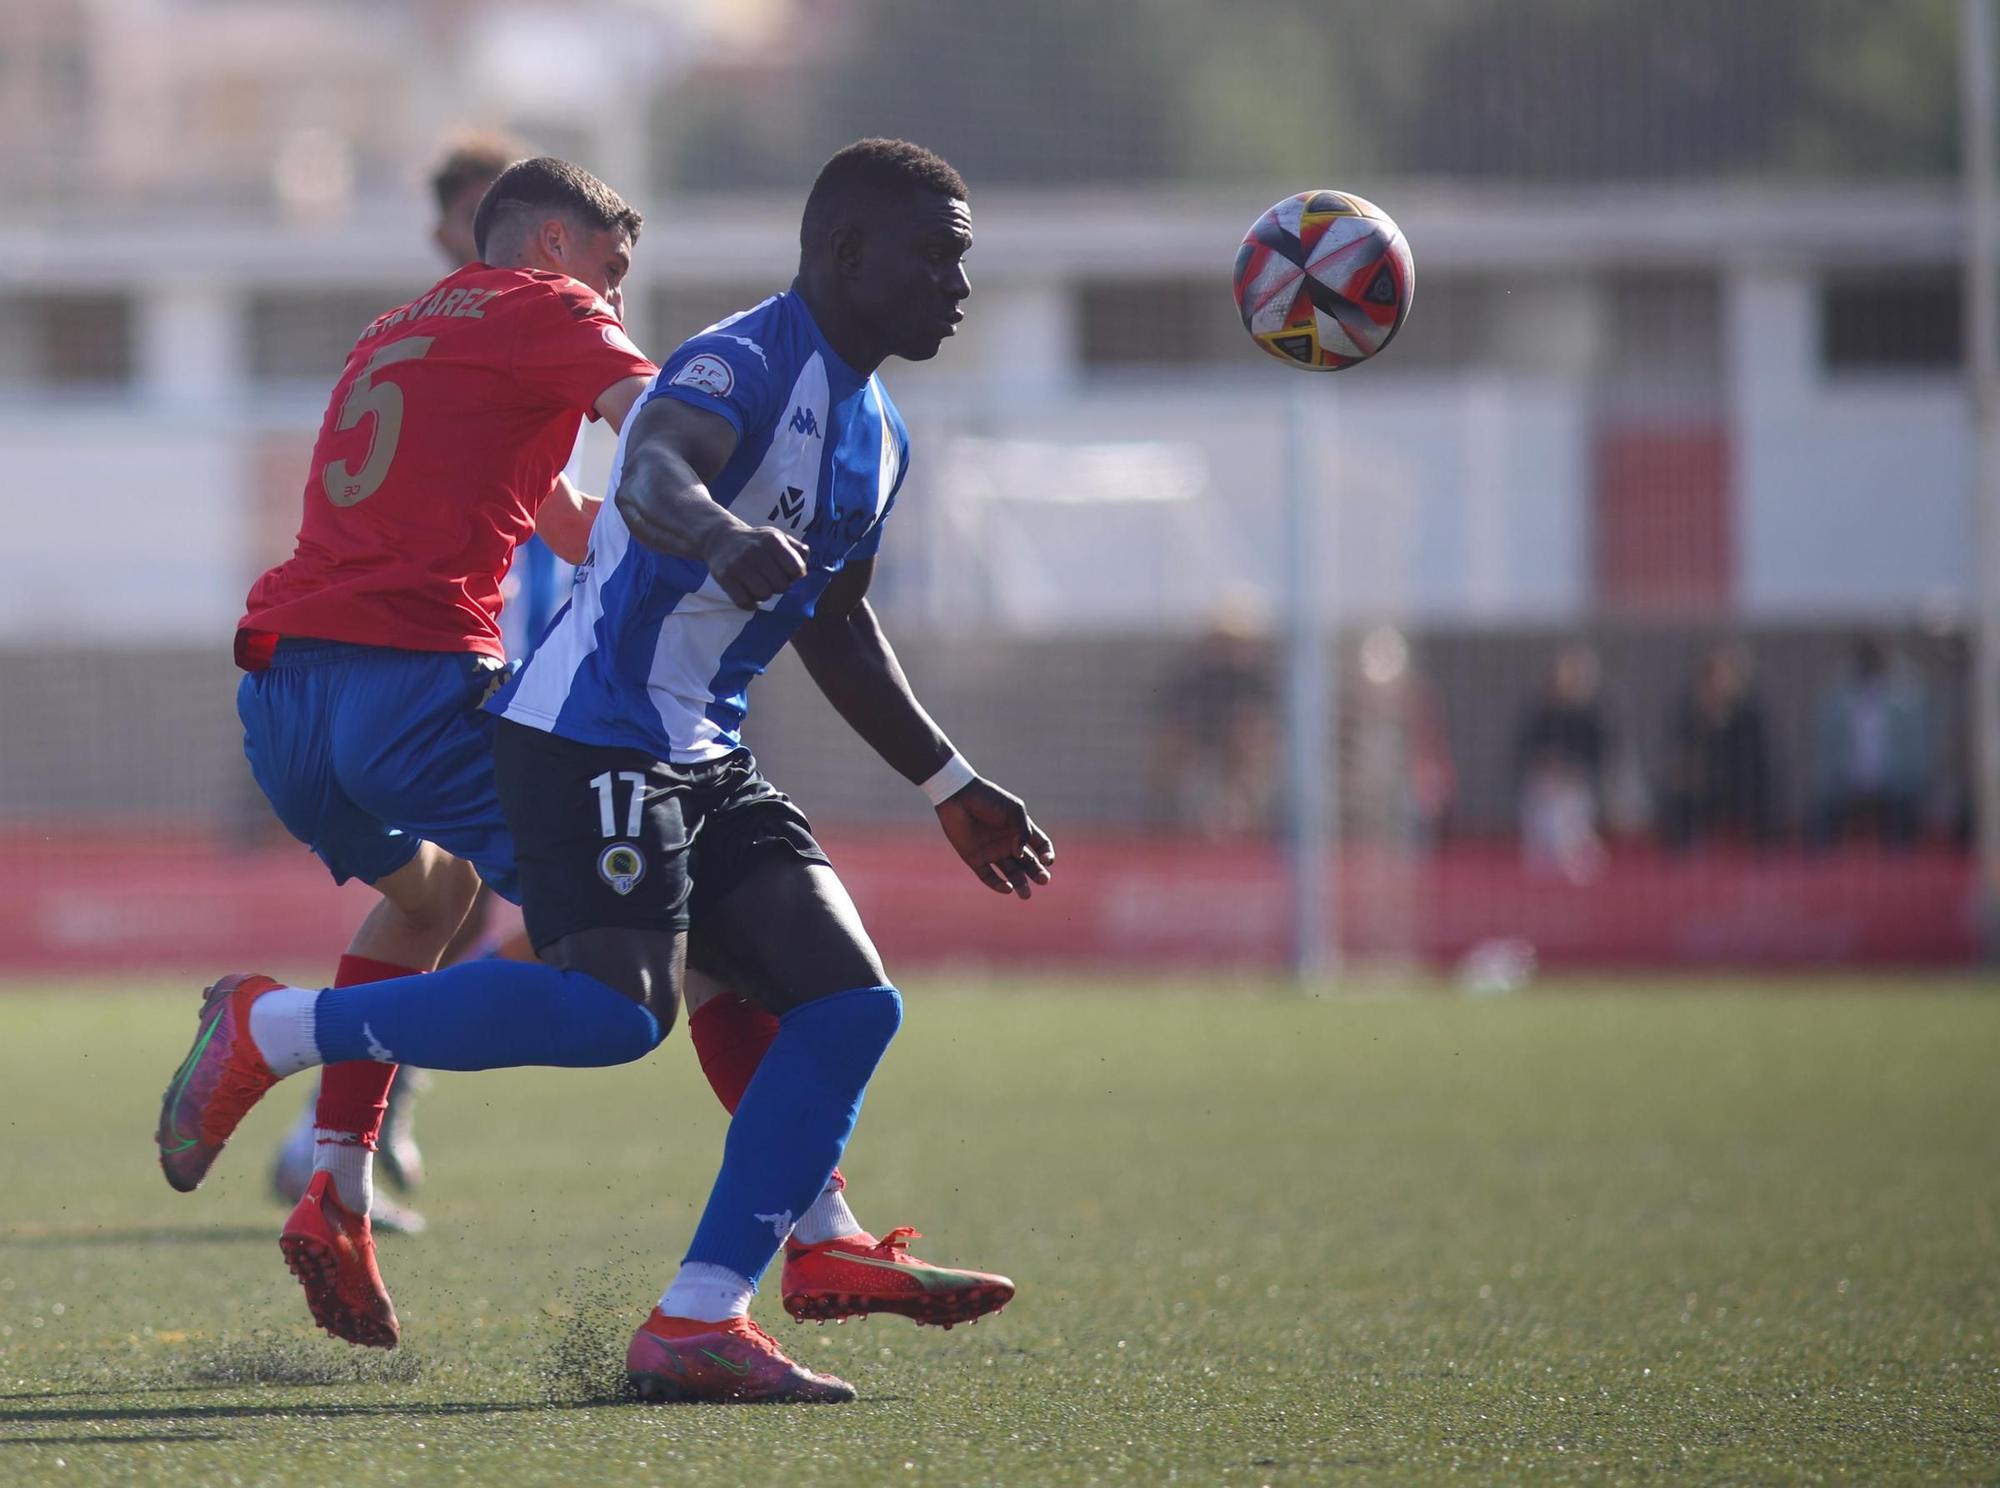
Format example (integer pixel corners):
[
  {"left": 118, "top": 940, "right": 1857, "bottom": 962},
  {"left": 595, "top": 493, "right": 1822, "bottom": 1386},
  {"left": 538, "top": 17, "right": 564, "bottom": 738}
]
[
  {"left": 669, "top": 354, "right": 735, "bottom": 398},
  {"left": 597, "top": 842, "right": 647, "bottom": 895},
  {"left": 768, "top": 485, "right": 806, "bottom": 525},
  {"left": 789, "top": 406, "right": 821, "bottom": 438}
]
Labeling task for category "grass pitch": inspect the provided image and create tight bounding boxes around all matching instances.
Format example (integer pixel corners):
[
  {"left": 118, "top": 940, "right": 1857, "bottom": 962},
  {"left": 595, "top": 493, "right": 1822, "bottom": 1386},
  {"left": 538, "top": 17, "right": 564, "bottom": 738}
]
[{"left": 0, "top": 978, "right": 1995, "bottom": 1486}]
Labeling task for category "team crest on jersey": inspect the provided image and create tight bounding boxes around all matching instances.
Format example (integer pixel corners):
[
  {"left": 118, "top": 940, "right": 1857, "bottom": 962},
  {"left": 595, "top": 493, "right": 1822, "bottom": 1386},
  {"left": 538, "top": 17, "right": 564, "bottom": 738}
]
[
  {"left": 601, "top": 322, "right": 644, "bottom": 359},
  {"left": 597, "top": 843, "right": 647, "bottom": 896},
  {"left": 669, "top": 354, "right": 734, "bottom": 398}
]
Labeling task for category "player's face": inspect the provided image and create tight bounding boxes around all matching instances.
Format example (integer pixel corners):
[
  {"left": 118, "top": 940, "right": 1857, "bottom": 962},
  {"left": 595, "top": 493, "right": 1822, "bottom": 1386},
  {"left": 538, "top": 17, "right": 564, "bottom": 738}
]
[
  {"left": 525, "top": 217, "right": 635, "bottom": 320},
  {"left": 433, "top": 179, "right": 495, "bottom": 268},
  {"left": 560, "top": 224, "right": 635, "bottom": 320},
  {"left": 859, "top": 193, "right": 972, "bottom": 362}
]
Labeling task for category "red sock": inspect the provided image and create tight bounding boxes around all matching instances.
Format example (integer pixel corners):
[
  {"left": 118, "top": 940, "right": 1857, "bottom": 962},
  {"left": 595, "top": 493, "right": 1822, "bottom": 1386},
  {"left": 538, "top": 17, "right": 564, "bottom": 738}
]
[
  {"left": 688, "top": 994, "right": 844, "bottom": 1189},
  {"left": 314, "top": 955, "right": 416, "bottom": 1143}
]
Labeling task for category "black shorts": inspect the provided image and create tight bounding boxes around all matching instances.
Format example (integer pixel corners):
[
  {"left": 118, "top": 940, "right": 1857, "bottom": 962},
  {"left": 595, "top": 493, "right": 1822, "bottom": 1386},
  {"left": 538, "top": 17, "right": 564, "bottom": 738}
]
[{"left": 491, "top": 718, "right": 830, "bottom": 952}]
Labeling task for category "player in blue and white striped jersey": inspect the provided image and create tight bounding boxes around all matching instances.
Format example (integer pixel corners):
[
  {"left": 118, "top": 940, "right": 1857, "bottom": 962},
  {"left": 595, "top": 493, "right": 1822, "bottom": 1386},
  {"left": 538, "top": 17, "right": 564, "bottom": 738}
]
[
  {"left": 494, "top": 287, "right": 909, "bottom": 760},
  {"left": 483, "top": 145, "right": 1054, "bottom": 1401}
]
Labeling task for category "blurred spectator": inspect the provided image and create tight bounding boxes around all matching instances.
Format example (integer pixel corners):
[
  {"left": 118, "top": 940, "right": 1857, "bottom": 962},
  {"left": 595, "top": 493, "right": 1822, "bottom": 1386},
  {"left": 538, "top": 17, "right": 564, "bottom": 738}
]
[
  {"left": 1144, "top": 605, "right": 1279, "bottom": 836},
  {"left": 1659, "top": 640, "right": 1777, "bottom": 848},
  {"left": 429, "top": 131, "right": 523, "bottom": 267},
  {"left": 1340, "top": 624, "right": 1455, "bottom": 850},
  {"left": 1809, "top": 637, "right": 1931, "bottom": 849},
  {"left": 1515, "top": 642, "right": 1609, "bottom": 882}
]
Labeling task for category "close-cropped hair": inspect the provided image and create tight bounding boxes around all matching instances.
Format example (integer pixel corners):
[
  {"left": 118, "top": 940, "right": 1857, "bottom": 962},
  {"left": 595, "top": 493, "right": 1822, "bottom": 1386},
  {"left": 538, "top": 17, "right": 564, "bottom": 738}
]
[
  {"left": 472, "top": 156, "right": 643, "bottom": 258},
  {"left": 800, "top": 138, "right": 967, "bottom": 251}
]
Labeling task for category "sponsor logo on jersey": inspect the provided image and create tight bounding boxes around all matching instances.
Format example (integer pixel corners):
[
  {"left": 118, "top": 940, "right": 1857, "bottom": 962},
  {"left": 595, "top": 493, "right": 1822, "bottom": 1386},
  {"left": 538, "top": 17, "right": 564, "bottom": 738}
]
[
  {"left": 768, "top": 485, "right": 806, "bottom": 525},
  {"left": 601, "top": 322, "right": 645, "bottom": 359},
  {"left": 669, "top": 353, "right": 735, "bottom": 398},
  {"left": 789, "top": 406, "right": 821, "bottom": 438},
  {"left": 597, "top": 842, "right": 647, "bottom": 896}
]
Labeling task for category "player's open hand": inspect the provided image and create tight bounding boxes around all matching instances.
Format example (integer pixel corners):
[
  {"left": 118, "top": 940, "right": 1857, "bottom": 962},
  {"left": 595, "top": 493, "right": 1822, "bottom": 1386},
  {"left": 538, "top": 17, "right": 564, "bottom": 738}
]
[
  {"left": 703, "top": 525, "right": 810, "bottom": 608},
  {"left": 936, "top": 779, "right": 1055, "bottom": 899}
]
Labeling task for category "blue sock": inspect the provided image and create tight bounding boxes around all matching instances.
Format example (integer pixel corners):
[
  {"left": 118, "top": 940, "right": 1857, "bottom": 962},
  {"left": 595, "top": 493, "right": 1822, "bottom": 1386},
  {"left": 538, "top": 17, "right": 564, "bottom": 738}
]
[
  {"left": 313, "top": 960, "right": 662, "bottom": 1071},
  {"left": 682, "top": 984, "right": 903, "bottom": 1285}
]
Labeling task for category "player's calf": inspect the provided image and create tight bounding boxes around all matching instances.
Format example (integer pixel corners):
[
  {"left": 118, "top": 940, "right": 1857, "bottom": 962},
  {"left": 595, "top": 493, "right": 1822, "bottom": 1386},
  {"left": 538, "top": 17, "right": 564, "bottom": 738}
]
[{"left": 157, "top": 961, "right": 665, "bottom": 1191}]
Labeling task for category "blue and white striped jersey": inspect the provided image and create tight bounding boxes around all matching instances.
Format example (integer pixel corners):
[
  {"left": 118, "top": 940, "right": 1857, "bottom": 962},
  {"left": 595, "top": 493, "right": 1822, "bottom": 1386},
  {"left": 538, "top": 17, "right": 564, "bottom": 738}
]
[{"left": 491, "top": 291, "right": 909, "bottom": 763}]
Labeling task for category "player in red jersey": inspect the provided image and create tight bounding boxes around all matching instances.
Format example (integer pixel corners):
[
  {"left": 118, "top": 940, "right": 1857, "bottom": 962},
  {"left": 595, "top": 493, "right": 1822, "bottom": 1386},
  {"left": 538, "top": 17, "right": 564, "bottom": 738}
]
[
  {"left": 164, "top": 157, "right": 654, "bottom": 1323},
  {"left": 266, "top": 135, "right": 528, "bottom": 1233}
]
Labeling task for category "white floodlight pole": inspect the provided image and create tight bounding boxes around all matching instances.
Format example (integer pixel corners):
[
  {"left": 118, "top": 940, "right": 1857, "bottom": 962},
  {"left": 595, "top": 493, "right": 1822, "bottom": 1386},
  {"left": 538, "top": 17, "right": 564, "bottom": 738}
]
[
  {"left": 1283, "top": 381, "right": 1338, "bottom": 986},
  {"left": 1963, "top": 0, "right": 2000, "bottom": 952}
]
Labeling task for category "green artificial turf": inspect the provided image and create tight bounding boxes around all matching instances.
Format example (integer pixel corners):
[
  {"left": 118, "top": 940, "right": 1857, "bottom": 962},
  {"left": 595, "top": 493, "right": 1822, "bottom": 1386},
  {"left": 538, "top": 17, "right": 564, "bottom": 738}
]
[{"left": 0, "top": 980, "right": 1995, "bottom": 1485}]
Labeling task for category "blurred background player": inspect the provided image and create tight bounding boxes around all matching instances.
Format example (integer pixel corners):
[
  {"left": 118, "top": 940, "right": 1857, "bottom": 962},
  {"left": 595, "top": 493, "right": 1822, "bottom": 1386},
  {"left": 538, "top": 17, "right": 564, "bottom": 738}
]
[
  {"left": 1515, "top": 641, "right": 1611, "bottom": 884},
  {"left": 269, "top": 133, "right": 535, "bottom": 1233},
  {"left": 1659, "top": 639, "right": 1778, "bottom": 850},
  {"left": 1809, "top": 636, "right": 1934, "bottom": 850},
  {"left": 1143, "top": 600, "right": 1279, "bottom": 837}
]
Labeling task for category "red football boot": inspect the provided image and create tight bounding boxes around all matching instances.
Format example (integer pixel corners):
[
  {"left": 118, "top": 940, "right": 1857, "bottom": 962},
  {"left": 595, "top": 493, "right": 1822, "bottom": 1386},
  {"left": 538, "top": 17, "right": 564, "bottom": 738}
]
[
  {"left": 626, "top": 1311, "right": 855, "bottom": 1404},
  {"left": 279, "top": 1171, "right": 400, "bottom": 1349},
  {"left": 155, "top": 973, "right": 285, "bottom": 1192},
  {"left": 781, "top": 1227, "right": 1015, "bottom": 1328}
]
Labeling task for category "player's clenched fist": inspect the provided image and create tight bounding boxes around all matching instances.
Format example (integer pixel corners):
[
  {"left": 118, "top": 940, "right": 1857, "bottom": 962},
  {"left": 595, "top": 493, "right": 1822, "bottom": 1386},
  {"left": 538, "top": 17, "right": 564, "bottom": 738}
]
[{"left": 703, "top": 525, "right": 810, "bottom": 608}]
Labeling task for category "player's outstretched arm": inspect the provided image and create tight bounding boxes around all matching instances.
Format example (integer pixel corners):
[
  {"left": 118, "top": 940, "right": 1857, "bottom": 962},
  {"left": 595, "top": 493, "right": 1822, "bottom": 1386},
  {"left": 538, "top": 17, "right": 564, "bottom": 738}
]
[
  {"left": 613, "top": 397, "right": 809, "bottom": 607},
  {"left": 792, "top": 560, "right": 1055, "bottom": 899}
]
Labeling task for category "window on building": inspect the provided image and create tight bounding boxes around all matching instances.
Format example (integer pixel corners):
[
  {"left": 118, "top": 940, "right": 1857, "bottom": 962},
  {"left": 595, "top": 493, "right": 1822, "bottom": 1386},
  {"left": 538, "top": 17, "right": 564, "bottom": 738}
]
[
  {"left": 0, "top": 294, "right": 133, "bottom": 385},
  {"left": 1821, "top": 272, "right": 1961, "bottom": 373},
  {"left": 1368, "top": 275, "right": 1491, "bottom": 371},
  {"left": 247, "top": 291, "right": 394, "bottom": 381},
  {"left": 1601, "top": 271, "right": 1723, "bottom": 410},
  {"left": 1079, "top": 279, "right": 1243, "bottom": 369}
]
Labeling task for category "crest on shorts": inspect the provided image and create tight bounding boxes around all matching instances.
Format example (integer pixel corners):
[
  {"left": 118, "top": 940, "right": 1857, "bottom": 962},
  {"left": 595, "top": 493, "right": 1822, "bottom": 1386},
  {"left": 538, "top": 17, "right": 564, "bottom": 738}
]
[{"left": 597, "top": 842, "right": 646, "bottom": 896}]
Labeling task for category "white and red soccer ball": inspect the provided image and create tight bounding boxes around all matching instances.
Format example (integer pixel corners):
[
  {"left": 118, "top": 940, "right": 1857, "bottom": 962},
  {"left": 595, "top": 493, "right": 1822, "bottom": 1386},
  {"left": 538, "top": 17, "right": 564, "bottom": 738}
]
[{"left": 1232, "top": 191, "right": 1414, "bottom": 370}]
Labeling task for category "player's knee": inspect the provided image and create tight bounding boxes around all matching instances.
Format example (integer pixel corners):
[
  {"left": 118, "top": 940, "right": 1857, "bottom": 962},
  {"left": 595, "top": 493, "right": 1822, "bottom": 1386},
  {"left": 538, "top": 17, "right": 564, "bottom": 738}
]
[
  {"left": 809, "top": 982, "right": 902, "bottom": 1050},
  {"left": 865, "top": 983, "right": 904, "bottom": 1042},
  {"left": 642, "top": 981, "right": 681, "bottom": 1046},
  {"left": 548, "top": 968, "right": 668, "bottom": 1066},
  {"left": 375, "top": 848, "right": 480, "bottom": 937},
  {"left": 541, "top": 927, "right": 682, "bottom": 1048}
]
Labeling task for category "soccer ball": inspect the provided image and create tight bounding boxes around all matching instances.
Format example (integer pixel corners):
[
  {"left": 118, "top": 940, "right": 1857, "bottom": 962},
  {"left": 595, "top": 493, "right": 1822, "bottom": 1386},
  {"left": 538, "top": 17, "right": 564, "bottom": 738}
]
[{"left": 1232, "top": 191, "right": 1414, "bottom": 370}]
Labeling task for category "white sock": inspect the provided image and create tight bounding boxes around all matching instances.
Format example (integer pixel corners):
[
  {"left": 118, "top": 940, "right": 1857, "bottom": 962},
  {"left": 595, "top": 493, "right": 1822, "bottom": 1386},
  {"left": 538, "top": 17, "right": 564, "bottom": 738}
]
[
  {"left": 791, "top": 1183, "right": 864, "bottom": 1246},
  {"left": 311, "top": 1133, "right": 373, "bottom": 1214},
  {"left": 246, "top": 986, "right": 321, "bottom": 1076},
  {"left": 657, "top": 1262, "right": 753, "bottom": 1323}
]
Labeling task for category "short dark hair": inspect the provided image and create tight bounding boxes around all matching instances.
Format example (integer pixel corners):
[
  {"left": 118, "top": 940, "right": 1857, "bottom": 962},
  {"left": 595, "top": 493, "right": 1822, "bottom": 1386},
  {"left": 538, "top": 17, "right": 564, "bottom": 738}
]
[
  {"left": 429, "top": 133, "right": 524, "bottom": 213},
  {"left": 472, "top": 156, "right": 643, "bottom": 258},
  {"left": 800, "top": 138, "right": 968, "bottom": 255}
]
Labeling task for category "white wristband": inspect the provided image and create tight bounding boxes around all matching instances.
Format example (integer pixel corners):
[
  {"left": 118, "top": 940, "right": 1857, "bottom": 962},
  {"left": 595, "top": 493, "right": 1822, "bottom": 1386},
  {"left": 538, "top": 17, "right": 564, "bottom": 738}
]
[{"left": 919, "top": 752, "right": 977, "bottom": 806}]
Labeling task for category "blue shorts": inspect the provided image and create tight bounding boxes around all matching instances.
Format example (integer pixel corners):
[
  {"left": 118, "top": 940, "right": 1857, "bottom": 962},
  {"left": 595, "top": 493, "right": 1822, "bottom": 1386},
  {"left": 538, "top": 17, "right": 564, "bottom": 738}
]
[{"left": 237, "top": 639, "right": 519, "bottom": 900}]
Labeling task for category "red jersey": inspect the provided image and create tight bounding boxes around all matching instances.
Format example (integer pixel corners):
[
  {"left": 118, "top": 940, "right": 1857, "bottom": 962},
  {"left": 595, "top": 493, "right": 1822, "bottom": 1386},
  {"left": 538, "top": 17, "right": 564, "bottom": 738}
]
[{"left": 237, "top": 265, "right": 656, "bottom": 668}]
